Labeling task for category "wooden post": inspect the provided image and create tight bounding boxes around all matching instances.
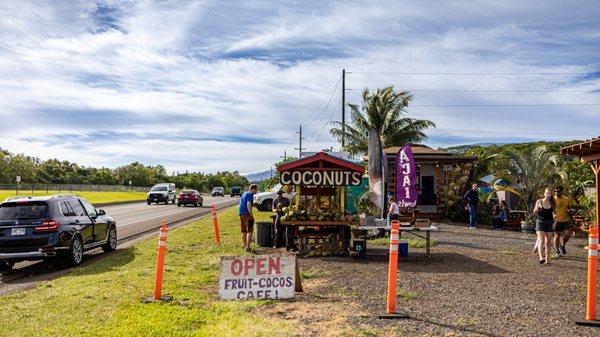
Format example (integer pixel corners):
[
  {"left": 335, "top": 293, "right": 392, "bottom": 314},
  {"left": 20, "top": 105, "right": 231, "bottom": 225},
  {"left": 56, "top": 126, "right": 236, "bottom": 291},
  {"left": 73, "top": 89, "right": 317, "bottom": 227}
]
[
  {"left": 594, "top": 162, "right": 599, "bottom": 238},
  {"left": 576, "top": 160, "right": 600, "bottom": 326}
]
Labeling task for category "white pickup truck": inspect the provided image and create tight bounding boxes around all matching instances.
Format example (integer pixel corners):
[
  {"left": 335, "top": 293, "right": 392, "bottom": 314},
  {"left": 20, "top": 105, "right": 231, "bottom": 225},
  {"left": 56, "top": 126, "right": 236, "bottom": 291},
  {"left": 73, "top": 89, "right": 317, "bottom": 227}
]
[
  {"left": 146, "top": 183, "right": 176, "bottom": 205},
  {"left": 253, "top": 184, "right": 295, "bottom": 211}
]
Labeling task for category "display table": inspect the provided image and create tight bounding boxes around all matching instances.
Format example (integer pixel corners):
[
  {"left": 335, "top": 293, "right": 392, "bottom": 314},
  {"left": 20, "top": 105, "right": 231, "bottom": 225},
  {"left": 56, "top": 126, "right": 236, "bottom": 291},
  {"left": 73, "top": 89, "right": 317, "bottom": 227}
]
[
  {"left": 281, "top": 220, "right": 356, "bottom": 255},
  {"left": 356, "top": 225, "right": 439, "bottom": 258}
]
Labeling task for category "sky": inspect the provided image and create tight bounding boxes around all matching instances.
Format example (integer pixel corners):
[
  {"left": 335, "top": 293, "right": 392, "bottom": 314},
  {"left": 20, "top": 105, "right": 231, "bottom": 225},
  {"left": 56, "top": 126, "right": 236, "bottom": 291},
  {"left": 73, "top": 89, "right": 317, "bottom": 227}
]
[{"left": 0, "top": 1, "right": 599, "bottom": 174}]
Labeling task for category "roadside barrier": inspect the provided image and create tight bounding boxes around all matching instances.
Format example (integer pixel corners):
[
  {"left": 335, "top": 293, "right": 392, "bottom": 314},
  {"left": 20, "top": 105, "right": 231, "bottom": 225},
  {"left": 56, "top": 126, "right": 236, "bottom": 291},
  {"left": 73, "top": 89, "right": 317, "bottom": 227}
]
[
  {"left": 211, "top": 204, "right": 221, "bottom": 245},
  {"left": 378, "top": 220, "right": 409, "bottom": 319},
  {"left": 143, "top": 219, "right": 172, "bottom": 303}
]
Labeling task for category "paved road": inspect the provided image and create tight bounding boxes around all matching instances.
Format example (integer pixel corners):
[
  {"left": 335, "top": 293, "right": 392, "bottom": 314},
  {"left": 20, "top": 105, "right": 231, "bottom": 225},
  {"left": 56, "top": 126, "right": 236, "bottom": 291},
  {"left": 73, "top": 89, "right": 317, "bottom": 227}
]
[
  {"left": 106, "top": 195, "right": 237, "bottom": 240},
  {"left": 1, "top": 195, "right": 238, "bottom": 280}
]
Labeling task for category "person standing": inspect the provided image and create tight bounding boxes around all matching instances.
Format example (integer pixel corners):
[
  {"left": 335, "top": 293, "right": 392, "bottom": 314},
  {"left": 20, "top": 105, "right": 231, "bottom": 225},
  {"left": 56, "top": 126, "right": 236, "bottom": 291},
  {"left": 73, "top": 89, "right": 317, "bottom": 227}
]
[
  {"left": 464, "top": 183, "right": 479, "bottom": 229},
  {"left": 388, "top": 196, "right": 400, "bottom": 223},
  {"left": 534, "top": 187, "right": 556, "bottom": 264},
  {"left": 239, "top": 184, "right": 258, "bottom": 252},
  {"left": 272, "top": 190, "right": 290, "bottom": 248},
  {"left": 553, "top": 186, "right": 573, "bottom": 256}
]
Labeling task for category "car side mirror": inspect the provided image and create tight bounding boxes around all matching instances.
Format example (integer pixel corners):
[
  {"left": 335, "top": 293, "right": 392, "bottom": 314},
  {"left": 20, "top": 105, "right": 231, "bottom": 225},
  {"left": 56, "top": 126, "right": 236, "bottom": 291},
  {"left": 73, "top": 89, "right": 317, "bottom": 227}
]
[{"left": 97, "top": 209, "right": 106, "bottom": 216}]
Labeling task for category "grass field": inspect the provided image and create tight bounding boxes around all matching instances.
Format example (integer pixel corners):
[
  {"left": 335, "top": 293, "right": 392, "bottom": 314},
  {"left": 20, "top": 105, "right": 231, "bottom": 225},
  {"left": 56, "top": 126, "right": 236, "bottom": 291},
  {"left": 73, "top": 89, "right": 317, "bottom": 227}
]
[
  {"left": 0, "top": 190, "right": 147, "bottom": 204},
  {"left": 0, "top": 207, "right": 291, "bottom": 337}
]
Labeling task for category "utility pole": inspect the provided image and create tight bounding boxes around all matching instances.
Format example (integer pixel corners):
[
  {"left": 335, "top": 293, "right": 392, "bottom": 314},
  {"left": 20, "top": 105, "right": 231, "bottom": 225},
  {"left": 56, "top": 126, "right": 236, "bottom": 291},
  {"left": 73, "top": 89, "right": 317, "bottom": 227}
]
[
  {"left": 295, "top": 125, "right": 305, "bottom": 158},
  {"left": 280, "top": 150, "right": 287, "bottom": 162},
  {"left": 342, "top": 68, "right": 346, "bottom": 148}
]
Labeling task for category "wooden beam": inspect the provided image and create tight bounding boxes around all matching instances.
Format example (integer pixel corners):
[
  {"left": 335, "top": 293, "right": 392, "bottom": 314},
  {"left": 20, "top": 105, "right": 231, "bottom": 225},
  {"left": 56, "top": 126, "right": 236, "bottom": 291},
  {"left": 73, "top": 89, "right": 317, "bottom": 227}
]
[
  {"left": 582, "top": 153, "right": 600, "bottom": 163},
  {"left": 591, "top": 161, "right": 600, "bottom": 175}
]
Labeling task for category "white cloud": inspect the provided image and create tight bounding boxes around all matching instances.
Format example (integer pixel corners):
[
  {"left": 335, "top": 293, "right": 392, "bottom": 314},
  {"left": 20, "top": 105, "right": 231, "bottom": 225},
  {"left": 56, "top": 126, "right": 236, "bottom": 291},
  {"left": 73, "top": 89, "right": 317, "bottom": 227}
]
[{"left": 0, "top": 0, "right": 598, "bottom": 174}]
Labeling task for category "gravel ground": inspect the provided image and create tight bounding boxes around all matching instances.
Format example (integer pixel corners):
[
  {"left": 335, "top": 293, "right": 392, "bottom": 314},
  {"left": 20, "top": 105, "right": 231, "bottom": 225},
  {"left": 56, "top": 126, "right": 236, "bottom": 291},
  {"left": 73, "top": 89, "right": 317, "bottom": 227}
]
[{"left": 259, "top": 223, "right": 598, "bottom": 337}]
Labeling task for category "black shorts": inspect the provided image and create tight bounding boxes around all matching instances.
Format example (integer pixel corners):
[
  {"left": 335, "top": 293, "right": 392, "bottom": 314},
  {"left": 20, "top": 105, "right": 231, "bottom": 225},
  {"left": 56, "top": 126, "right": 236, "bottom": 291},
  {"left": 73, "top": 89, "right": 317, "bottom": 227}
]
[
  {"left": 553, "top": 221, "right": 571, "bottom": 232},
  {"left": 536, "top": 220, "right": 554, "bottom": 232}
]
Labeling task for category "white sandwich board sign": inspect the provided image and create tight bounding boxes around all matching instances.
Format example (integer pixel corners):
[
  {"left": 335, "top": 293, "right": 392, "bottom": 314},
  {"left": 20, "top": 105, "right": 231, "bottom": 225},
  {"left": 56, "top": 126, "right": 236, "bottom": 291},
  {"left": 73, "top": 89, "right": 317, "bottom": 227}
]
[{"left": 219, "top": 255, "right": 296, "bottom": 300}]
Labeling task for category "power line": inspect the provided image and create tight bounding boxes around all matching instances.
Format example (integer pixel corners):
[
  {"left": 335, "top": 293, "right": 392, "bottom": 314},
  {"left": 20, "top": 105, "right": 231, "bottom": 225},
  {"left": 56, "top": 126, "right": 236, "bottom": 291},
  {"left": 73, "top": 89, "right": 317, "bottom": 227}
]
[
  {"left": 283, "top": 76, "right": 341, "bottom": 154},
  {"left": 347, "top": 71, "right": 598, "bottom": 75},
  {"left": 305, "top": 93, "right": 340, "bottom": 150},
  {"left": 411, "top": 103, "right": 600, "bottom": 107},
  {"left": 433, "top": 128, "right": 596, "bottom": 137},
  {"left": 346, "top": 88, "right": 600, "bottom": 93},
  {"left": 311, "top": 94, "right": 342, "bottom": 150},
  {"left": 305, "top": 83, "right": 341, "bottom": 150}
]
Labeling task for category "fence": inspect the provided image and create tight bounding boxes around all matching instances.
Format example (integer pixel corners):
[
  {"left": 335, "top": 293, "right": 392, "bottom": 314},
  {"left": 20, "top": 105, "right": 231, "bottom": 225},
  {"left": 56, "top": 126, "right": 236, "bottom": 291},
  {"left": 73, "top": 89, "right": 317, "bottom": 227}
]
[{"left": 0, "top": 183, "right": 152, "bottom": 194}]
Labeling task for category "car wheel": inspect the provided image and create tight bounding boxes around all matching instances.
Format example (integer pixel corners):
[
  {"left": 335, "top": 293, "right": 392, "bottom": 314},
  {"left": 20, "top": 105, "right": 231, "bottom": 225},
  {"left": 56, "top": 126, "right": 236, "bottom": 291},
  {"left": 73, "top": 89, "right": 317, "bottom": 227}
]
[
  {"left": 194, "top": 201, "right": 198, "bottom": 207},
  {"left": 102, "top": 227, "right": 118, "bottom": 252},
  {"left": 199, "top": 200, "right": 203, "bottom": 206},
  {"left": 262, "top": 199, "right": 273, "bottom": 211},
  {"left": 177, "top": 203, "right": 181, "bottom": 207},
  {"left": 172, "top": 199, "right": 175, "bottom": 204},
  {"left": 147, "top": 201, "right": 151, "bottom": 205},
  {"left": 66, "top": 235, "right": 84, "bottom": 266},
  {"left": 0, "top": 261, "right": 14, "bottom": 271}
]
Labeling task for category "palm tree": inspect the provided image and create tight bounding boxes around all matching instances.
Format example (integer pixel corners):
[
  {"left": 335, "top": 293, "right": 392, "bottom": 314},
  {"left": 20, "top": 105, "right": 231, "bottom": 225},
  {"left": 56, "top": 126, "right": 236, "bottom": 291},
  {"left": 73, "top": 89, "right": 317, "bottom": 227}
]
[
  {"left": 330, "top": 86, "right": 435, "bottom": 155},
  {"left": 494, "top": 146, "right": 560, "bottom": 218}
]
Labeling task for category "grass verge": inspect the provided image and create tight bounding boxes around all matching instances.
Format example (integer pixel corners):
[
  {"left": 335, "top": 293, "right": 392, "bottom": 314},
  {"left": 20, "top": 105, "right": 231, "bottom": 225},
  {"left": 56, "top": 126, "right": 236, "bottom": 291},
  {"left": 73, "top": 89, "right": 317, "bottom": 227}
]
[
  {"left": 0, "top": 190, "right": 148, "bottom": 204},
  {"left": 397, "top": 288, "right": 419, "bottom": 300},
  {"left": 0, "top": 208, "right": 292, "bottom": 337},
  {"left": 368, "top": 237, "right": 435, "bottom": 248}
]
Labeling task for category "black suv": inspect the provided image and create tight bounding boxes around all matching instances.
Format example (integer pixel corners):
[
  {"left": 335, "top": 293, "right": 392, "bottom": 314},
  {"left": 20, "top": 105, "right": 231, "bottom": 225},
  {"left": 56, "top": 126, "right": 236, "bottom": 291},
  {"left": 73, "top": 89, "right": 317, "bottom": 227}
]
[
  {"left": 230, "top": 186, "right": 242, "bottom": 197},
  {"left": 0, "top": 195, "right": 117, "bottom": 270}
]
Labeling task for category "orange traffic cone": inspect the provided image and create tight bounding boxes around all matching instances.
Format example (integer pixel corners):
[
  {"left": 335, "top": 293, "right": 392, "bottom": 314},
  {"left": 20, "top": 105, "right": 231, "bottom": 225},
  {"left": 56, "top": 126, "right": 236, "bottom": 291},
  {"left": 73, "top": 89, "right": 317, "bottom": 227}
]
[
  {"left": 378, "top": 220, "right": 409, "bottom": 319},
  {"left": 576, "top": 225, "right": 600, "bottom": 326},
  {"left": 211, "top": 204, "right": 221, "bottom": 245},
  {"left": 143, "top": 219, "right": 172, "bottom": 303}
]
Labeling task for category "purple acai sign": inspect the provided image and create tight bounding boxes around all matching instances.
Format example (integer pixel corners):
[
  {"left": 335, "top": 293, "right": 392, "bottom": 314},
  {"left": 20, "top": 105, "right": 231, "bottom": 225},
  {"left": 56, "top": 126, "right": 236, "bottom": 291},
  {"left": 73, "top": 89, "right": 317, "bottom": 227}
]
[{"left": 396, "top": 144, "right": 417, "bottom": 208}]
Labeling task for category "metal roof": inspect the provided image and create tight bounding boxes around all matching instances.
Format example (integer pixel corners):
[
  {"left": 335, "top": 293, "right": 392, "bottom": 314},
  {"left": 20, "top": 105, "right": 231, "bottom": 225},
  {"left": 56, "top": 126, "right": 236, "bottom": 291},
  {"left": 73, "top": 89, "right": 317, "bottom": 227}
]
[{"left": 277, "top": 151, "right": 364, "bottom": 172}]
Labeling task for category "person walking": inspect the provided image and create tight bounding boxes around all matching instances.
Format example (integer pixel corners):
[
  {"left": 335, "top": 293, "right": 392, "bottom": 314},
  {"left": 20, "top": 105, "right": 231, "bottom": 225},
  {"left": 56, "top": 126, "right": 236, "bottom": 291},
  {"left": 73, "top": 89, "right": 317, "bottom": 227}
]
[
  {"left": 239, "top": 184, "right": 258, "bottom": 252},
  {"left": 272, "top": 190, "right": 290, "bottom": 248},
  {"left": 553, "top": 186, "right": 573, "bottom": 256},
  {"left": 463, "top": 183, "right": 479, "bottom": 229},
  {"left": 534, "top": 187, "right": 556, "bottom": 264},
  {"left": 388, "top": 196, "right": 400, "bottom": 224}
]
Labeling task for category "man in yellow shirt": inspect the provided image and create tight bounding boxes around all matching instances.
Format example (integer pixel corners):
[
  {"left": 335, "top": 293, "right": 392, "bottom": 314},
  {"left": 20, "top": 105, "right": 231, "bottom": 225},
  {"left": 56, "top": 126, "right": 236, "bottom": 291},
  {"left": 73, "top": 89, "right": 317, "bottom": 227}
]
[{"left": 553, "top": 186, "right": 572, "bottom": 256}]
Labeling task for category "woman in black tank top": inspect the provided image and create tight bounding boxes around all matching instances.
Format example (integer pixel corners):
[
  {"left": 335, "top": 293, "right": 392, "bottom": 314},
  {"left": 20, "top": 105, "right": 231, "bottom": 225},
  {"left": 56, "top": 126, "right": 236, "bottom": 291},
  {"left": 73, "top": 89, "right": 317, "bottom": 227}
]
[{"left": 534, "top": 187, "right": 556, "bottom": 264}]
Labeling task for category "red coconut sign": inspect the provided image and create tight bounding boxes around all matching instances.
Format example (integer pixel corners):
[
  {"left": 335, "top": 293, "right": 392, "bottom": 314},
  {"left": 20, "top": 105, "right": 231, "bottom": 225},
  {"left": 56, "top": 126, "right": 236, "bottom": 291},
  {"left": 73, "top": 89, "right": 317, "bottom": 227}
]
[{"left": 396, "top": 144, "right": 417, "bottom": 208}]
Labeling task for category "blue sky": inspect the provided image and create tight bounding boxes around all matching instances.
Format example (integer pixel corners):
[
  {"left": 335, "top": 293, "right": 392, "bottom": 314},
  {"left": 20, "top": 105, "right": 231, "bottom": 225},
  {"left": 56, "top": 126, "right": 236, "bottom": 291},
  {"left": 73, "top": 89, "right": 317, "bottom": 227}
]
[{"left": 0, "top": 1, "right": 599, "bottom": 174}]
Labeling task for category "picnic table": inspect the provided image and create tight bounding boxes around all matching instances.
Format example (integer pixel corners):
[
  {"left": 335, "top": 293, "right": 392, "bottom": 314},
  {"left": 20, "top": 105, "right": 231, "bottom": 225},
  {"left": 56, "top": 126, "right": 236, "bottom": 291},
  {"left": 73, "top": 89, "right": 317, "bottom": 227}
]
[{"left": 356, "top": 222, "right": 439, "bottom": 258}]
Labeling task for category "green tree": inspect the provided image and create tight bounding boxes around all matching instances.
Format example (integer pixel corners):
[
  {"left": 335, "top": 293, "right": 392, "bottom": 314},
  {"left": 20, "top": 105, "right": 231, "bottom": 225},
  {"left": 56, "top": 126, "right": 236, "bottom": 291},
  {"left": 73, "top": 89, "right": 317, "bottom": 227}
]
[
  {"left": 5, "top": 154, "right": 37, "bottom": 183},
  {"left": 494, "top": 146, "right": 560, "bottom": 217},
  {"left": 330, "top": 86, "right": 435, "bottom": 155},
  {"left": 559, "top": 160, "right": 594, "bottom": 199}
]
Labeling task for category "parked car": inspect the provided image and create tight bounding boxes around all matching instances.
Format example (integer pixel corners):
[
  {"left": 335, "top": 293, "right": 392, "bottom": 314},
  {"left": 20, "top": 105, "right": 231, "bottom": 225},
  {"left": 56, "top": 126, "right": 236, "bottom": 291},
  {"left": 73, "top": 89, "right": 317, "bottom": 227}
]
[
  {"left": 0, "top": 195, "right": 117, "bottom": 270},
  {"left": 147, "top": 183, "right": 176, "bottom": 205},
  {"left": 230, "top": 186, "right": 242, "bottom": 197},
  {"left": 253, "top": 184, "right": 296, "bottom": 211},
  {"left": 211, "top": 187, "right": 225, "bottom": 197},
  {"left": 177, "top": 190, "right": 203, "bottom": 207}
]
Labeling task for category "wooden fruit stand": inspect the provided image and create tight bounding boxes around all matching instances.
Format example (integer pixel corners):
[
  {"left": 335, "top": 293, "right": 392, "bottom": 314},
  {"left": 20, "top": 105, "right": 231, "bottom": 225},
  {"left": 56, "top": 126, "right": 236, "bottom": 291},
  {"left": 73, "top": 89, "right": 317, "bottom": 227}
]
[{"left": 278, "top": 152, "right": 365, "bottom": 257}]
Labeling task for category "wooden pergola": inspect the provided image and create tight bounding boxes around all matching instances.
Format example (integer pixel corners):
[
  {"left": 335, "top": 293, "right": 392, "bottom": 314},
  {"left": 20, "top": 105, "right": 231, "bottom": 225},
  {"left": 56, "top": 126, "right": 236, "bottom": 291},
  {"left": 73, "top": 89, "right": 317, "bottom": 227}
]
[
  {"left": 561, "top": 137, "right": 600, "bottom": 325},
  {"left": 561, "top": 137, "right": 600, "bottom": 228}
]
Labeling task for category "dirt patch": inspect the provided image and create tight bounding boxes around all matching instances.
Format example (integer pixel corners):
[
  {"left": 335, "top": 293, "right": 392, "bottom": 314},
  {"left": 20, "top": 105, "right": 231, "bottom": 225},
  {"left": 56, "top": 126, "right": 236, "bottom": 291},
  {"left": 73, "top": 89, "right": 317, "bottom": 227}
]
[{"left": 257, "top": 224, "right": 596, "bottom": 337}]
